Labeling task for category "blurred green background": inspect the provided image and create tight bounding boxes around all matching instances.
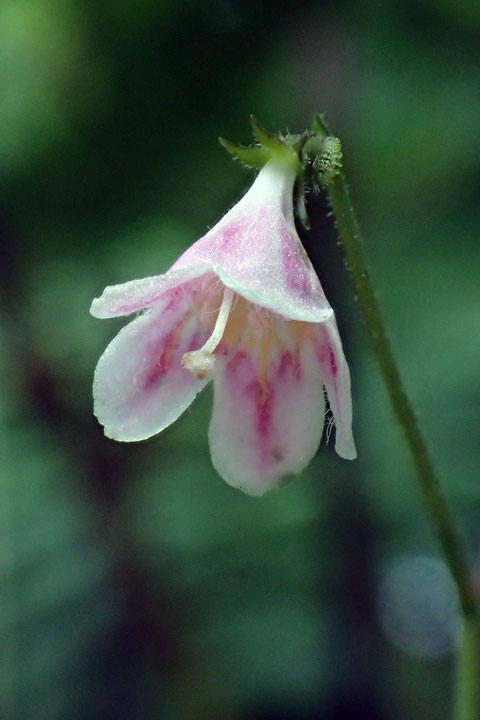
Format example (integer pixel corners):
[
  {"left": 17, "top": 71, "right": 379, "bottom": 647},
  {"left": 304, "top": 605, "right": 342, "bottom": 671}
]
[{"left": 1, "top": 1, "right": 479, "bottom": 718}]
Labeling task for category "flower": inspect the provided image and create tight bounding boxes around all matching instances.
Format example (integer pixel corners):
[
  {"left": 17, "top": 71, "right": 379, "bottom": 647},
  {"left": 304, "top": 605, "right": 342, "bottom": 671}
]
[{"left": 91, "top": 150, "right": 356, "bottom": 495}]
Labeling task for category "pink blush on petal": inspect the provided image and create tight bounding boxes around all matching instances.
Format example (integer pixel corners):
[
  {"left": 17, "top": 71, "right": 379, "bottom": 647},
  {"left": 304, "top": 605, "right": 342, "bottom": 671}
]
[
  {"left": 217, "top": 219, "right": 248, "bottom": 252},
  {"left": 142, "top": 335, "right": 173, "bottom": 389},
  {"left": 279, "top": 223, "right": 313, "bottom": 297},
  {"left": 225, "top": 350, "right": 248, "bottom": 373},
  {"left": 329, "top": 347, "right": 338, "bottom": 376},
  {"left": 248, "top": 380, "right": 274, "bottom": 440},
  {"left": 277, "top": 346, "right": 303, "bottom": 381},
  {"left": 278, "top": 350, "right": 293, "bottom": 377}
]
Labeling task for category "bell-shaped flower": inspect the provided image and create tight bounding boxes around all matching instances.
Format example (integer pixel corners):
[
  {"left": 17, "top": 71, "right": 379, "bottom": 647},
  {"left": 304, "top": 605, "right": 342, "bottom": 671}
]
[{"left": 91, "top": 148, "right": 356, "bottom": 495}]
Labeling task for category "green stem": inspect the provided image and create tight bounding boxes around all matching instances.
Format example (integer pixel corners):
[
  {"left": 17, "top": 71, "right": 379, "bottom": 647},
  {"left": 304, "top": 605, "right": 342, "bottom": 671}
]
[
  {"left": 323, "top": 161, "right": 478, "bottom": 719},
  {"left": 455, "top": 617, "right": 479, "bottom": 720}
]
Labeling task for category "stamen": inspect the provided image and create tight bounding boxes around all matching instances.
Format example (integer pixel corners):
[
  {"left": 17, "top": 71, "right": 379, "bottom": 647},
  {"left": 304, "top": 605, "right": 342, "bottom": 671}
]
[{"left": 182, "top": 286, "right": 235, "bottom": 379}]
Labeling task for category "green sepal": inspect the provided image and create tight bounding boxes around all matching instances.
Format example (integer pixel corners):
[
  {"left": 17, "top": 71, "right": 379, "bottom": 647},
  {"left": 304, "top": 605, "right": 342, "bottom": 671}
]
[
  {"left": 250, "top": 115, "right": 284, "bottom": 150},
  {"left": 218, "top": 137, "right": 271, "bottom": 168},
  {"left": 312, "top": 113, "right": 330, "bottom": 138}
]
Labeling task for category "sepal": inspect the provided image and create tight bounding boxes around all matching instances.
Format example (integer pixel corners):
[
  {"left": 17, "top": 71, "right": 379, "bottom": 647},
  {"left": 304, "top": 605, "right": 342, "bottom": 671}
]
[
  {"left": 312, "top": 113, "right": 330, "bottom": 137},
  {"left": 220, "top": 118, "right": 302, "bottom": 170},
  {"left": 249, "top": 115, "right": 285, "bottom": 150},
  {"left": 218, "top": 137, "right": 271, "bottom": 168}
]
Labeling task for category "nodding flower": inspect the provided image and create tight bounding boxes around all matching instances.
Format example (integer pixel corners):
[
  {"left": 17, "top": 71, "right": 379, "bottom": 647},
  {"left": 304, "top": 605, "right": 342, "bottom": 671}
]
[{"left": 90, "top": 150, "right": 356, "bottom": 495}]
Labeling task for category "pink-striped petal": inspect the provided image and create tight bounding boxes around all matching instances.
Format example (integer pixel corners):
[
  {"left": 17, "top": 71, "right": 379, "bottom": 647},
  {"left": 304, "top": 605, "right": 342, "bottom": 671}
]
[
  {"left": 90, "top": 265, "right": 213, "bottom": 318},
  {"left": 208, "top": 339, "right": 326, "bottom": 495},
  {"left": 90, "top": 161, "right": 333, "bottom": 325},
  {"left": 171, "top": 161, "right": 333, "bottom": 324},
  {"left": 315, "top": 317, "right": 357, "bottom": 460},
  {"left": 93, "top": 289, "right": 211, "bottom": 441}
]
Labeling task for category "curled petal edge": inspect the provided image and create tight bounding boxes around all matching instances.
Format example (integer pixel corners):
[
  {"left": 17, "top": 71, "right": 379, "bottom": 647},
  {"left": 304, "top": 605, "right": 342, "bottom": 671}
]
[{"left": 91, "top": 262, "right": 334, "bottom": 324}]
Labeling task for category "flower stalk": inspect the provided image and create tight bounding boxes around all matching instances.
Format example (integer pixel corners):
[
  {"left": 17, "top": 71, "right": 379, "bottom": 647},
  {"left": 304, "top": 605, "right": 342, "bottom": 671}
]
[
  {"left": 455, "top": 616, "right": 479, "bottom": 720},
  {"left": 312, "top": 117, "right": 478, "bottom": 720}
]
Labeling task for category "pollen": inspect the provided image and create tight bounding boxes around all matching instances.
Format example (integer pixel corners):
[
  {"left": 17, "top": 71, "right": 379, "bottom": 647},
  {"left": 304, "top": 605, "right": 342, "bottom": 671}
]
[{"left": 181, "top": 349, "right": 215, "bottom": 379}]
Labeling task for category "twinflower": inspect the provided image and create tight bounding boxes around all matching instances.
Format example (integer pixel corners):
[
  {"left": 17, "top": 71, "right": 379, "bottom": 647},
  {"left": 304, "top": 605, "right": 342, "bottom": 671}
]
[{"left": 91, "top": 145, "right": 356, "bottom": 495}]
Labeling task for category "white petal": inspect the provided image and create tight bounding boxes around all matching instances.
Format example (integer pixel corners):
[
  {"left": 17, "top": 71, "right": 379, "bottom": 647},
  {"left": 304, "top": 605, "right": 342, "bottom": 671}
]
[
  {"left": 93, "top": 291, "right": 210, "bottom": 441},
  {"left": 90, "top": 265, "right": 213, "bottom": 318},
  {"left": 170, "top": 160, "right": 333, "bottom": 323},
  {"left": 315, "top": 318, "right": 357, "bottom": 460},
  {"left": 208, "top": 341, "right": 325, "bottom": 495}
]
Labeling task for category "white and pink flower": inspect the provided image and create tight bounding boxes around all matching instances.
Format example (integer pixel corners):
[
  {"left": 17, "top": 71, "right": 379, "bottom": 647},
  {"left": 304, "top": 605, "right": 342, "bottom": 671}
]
[{"left": 91, "top": 151, "right": 356, "bottom": 495}]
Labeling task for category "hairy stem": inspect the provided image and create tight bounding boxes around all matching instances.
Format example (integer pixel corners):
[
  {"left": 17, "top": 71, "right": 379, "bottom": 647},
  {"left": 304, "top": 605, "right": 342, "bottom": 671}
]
[
  {"left": 455, "top": 617, "right": 479, "bottom": 720},
  {"left": 321, "top": 141, "right": 477, "bottom": 719}
]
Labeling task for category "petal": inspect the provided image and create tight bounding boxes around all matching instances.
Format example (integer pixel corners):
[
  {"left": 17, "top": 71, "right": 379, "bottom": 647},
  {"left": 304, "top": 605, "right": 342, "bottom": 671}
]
[
  {"left": 208, "top": 336, "right": 326, "bottom": 495},
  {"left": 90, "top": 265, "right": 213, "bottom": 318},
  {"left": 170, "top": 161, "right": 333, "bottom": 324},
  {"left": 91, "top": 161, "right": 332, "bottom": 324},
  {"left": 93, "top": 289, "right": 211, "bottom": 441},
  {"left": 315, "top": 317, "right": 357, "bottom": 460}
]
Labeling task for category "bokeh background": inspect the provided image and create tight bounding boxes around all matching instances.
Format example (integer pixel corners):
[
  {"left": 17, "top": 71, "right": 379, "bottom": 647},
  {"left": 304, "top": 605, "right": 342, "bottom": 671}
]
[{"left": 1, "top": 1, "right": 479, "bottom": 718}]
